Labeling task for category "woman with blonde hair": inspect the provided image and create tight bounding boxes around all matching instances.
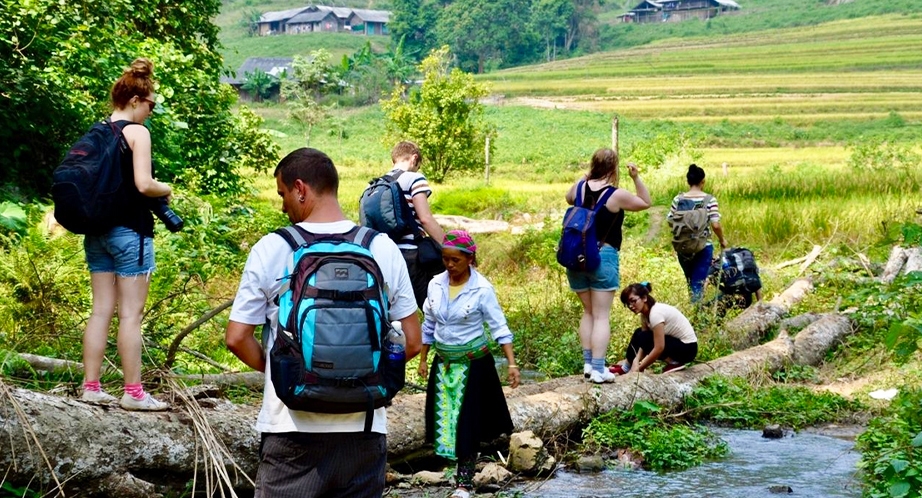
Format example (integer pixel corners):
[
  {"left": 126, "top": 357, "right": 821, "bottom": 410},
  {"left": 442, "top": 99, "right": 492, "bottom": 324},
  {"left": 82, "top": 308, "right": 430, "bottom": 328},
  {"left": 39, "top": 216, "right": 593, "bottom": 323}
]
[
  {"left": 564, "top": 148, "right": 651, "bottom": 383},
  {"left": 78, "top": 58, "right": 172, "bottom": 410}
]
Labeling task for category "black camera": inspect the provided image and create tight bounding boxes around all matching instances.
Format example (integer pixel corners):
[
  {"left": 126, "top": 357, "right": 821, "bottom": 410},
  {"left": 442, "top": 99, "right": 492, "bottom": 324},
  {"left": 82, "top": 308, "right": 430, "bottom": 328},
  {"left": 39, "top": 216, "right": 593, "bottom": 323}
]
[{"left": 149, "top": 197, "right": 184, "bottom": 232}]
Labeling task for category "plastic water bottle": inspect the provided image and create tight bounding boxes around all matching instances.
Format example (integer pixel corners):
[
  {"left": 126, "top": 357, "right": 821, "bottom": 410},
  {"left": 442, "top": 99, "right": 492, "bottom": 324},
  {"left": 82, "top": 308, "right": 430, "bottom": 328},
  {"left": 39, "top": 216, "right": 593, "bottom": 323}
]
[{"left": 385, "top": 321, "right": 406, "bottom": 363}]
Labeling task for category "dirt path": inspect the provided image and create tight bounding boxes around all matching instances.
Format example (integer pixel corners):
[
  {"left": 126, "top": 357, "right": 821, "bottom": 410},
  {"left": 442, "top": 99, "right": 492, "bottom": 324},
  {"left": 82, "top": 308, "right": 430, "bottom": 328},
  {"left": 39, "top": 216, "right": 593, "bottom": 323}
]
[{"left": 644, "top": 205, "right": 667, "bottom": 245}]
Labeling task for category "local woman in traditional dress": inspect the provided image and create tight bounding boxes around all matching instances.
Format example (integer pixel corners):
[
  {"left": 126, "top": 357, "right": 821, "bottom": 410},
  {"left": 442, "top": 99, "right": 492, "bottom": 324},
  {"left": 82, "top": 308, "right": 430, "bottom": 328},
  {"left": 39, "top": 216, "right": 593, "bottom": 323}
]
[{"left": 417, "top": 230, "right": 520, "bottom": 498}]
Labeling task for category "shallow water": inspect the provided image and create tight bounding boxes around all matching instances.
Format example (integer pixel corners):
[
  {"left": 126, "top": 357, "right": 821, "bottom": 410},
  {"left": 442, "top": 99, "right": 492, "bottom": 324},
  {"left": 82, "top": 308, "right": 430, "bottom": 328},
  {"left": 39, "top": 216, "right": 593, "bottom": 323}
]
[{"left": 515, "top": 429, "right": 862, "bottom": 498}]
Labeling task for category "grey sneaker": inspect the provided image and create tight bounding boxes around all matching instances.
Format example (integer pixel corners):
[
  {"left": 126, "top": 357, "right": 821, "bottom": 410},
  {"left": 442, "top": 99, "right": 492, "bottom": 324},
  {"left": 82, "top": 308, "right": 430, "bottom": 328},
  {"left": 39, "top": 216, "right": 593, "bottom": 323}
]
[
  {"left": 120, "top": 393, "right": 168, "bottom": 411},
  {"left": 80, "top": 389, "right": 117, "bottom": 405}
]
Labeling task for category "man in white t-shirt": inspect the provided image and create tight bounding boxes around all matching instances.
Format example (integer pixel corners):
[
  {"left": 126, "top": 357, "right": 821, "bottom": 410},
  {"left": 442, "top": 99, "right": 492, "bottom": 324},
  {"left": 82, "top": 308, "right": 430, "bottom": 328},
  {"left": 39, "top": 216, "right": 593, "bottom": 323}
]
[
  {"left": 386, "top": 141, "right": 445, "bottom": 308},
  {"left": 226, "top": 148, "right": 421, "bottom": 498}
]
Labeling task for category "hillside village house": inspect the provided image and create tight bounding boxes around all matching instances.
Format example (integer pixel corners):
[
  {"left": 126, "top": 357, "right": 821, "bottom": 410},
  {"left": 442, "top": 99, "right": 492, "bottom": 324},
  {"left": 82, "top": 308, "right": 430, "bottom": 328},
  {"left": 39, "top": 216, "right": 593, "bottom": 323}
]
[
  {"left": 256, "top": 5, "right": 390, "bottom": 35},
  {"left": 220, "top": 57, "right": 293, "bottom": 101},
  {"left": 619, "top": 0, "right": 741, "bottom": 23}
]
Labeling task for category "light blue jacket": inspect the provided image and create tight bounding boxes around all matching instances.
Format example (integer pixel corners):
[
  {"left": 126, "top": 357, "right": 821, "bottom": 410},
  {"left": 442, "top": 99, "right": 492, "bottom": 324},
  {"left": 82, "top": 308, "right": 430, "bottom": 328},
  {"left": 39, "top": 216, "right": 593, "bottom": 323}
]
[{"left": 422, "top": 267, "right": 513, "bottom": 346}]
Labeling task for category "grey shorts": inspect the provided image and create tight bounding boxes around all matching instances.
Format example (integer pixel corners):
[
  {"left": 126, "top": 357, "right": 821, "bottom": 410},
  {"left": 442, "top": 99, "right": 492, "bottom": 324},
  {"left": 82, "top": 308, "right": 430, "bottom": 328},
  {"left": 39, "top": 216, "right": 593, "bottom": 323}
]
[
  {"left": 84, "top": 226, "right": 155, "bottom": 277},
  {"left": 256, "top": 432, "right": 387, "bottom": 498}
]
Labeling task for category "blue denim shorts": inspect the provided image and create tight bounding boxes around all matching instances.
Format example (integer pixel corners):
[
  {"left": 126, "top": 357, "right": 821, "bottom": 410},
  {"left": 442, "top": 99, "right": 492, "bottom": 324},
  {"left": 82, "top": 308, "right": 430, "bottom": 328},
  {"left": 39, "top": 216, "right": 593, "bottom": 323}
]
[
  {"left": 566, "top": 245, "right": 620, "bottom": 292},
  {"left": 84, "top": 226, "right": 155, "bottom": 277}
]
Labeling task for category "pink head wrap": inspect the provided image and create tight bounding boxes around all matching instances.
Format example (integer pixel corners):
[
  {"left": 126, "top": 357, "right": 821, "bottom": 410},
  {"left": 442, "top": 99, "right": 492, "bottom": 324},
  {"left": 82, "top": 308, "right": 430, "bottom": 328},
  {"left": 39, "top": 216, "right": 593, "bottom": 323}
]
[{"left": 442, "top": 229, "right": 477, "bottom": 255}]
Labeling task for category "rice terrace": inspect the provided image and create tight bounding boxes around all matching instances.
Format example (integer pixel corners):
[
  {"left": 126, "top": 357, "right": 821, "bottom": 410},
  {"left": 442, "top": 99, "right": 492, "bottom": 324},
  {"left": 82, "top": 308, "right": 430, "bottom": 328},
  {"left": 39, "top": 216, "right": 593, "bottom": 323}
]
[{"left": 2, "top": 0, "right": 922, "bottom": 496}]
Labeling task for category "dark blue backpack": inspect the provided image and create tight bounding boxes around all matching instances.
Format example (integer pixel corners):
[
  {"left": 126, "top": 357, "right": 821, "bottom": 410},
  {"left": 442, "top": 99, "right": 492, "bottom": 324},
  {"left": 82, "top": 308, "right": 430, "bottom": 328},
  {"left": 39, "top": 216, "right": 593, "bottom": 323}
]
[
  {"left": 51, "top": 120, "right": 134, "bottom": 235},
  {"left": 556, "top": 181, "right": 615, "bottom": 272},
  {"left": 269, "top": 225, "right": 403, "bottom": 432},
  {"left": 359, "top": 170, "right": 418, "bottom": 240}
]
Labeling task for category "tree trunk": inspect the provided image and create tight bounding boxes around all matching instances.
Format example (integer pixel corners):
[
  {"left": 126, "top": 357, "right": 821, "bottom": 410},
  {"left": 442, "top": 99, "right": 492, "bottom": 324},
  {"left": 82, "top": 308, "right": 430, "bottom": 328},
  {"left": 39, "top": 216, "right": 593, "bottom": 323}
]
[
  {"left": 722, "top": 278, "right": 813, "bottom": 349},
  {"left": 880, "top": 246, "right": 906, "bottom": 284},
  {"left": 1, "top": 313, "right": 853, "bottom": 497}
]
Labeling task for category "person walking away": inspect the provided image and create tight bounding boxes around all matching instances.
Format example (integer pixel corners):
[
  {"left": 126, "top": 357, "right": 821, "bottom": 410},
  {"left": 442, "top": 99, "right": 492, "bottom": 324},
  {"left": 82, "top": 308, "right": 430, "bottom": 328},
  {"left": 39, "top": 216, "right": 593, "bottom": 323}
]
[
  {"left": 668, "top": 163, "right": 727, "bottom": 303},
  {"left": 565, "top": 149, "right": 651, "bottom": 384},
  {"left": 225, "top": 148, "right": 421, "bottom": 498},
  {"left": 417, "top": 230, "right": 520, "bottom": 498},
  {"left": 611, "top": 282, "right": 698, "bottom": 374},
  {"left": 386, "top": 141, "right": 446, "bottom": 308},
  {"left": 78, "top": 58, "right": 171, "bottom": 411}
]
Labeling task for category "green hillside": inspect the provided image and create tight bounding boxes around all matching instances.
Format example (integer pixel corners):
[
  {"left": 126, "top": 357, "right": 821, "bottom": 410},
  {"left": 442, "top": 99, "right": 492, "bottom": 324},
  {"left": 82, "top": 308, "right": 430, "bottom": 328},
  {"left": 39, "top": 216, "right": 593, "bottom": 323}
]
[
  {"left": 481, "top": 14, "right": 922, "bottom": 124},
  {"left": 217, "top": 0, "right": 389, "bottom": 70},
  {"left": 598, "top": 0, "right": 922, "bottom": 51}
]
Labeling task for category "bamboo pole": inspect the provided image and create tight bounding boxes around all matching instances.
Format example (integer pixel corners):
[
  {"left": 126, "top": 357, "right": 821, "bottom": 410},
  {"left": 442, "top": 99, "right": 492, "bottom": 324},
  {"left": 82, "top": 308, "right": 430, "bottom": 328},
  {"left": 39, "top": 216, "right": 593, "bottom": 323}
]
[
  {"left": 611, "top": 115, "right": 619, "bottom": 152},
  {"left": 484, "top": 136, "right": 491, "bottom": 184}
]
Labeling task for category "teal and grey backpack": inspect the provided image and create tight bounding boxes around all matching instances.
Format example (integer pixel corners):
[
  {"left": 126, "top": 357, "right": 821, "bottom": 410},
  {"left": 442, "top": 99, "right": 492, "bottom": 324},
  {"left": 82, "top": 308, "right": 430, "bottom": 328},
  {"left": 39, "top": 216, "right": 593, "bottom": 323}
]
[{"left": 269, "top": 224, "right": 398, "bottom": 431}]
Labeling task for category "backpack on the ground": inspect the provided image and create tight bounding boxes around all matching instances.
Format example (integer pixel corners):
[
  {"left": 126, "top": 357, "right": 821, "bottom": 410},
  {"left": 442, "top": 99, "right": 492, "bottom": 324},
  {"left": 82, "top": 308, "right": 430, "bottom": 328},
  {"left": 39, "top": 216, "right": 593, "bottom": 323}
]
[
  {"left": 51, "top": 120, "right": 133, "bottom": 235},
  {"left": 359, "top": 170, "right": 417, "bottom": 239},
  {"left": 556, "top": 181, "right": 615, "bottom": 272},
  {"left": 668, "top": 194, "right": 714, "bottom": 255},
  {"left": 269, "top": 225, "right": 403, "bottom": 431},
  {"left": 713, "top": 247, "right": 762, "bottom": 295}
]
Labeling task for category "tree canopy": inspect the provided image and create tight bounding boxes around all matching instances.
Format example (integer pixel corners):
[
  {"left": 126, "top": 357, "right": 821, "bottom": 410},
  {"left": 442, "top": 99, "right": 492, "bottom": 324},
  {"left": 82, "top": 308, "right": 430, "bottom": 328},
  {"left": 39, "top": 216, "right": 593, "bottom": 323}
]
[{"left": 0, "top": 0, "right": 278, "bottom": 199}]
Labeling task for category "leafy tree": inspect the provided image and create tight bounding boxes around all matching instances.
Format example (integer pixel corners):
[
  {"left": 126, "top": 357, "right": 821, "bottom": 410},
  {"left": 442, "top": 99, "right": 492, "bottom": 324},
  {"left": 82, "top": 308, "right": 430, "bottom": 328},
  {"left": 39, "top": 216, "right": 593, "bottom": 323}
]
[
  {"left": 239, "top": 8, "right": 263, "bottom": 37},
  {"left": 242, "top": 69, "right": 276, "bottom": 102},
  {"left": 565, "top": 0, "right": 604, "bottom": 53},
  {"left": 388, "top": 0, "right": 442, "bottom": 61},
  {"left": 435, "top": 0, "right": 537, "bottom": 73},
  {"left": 381, "top": 47, "right": 494, "bottom": 183},
  {"left": 285, "top": 49, "right": 341, "bottom": 100},
  {"left": 532, "top": 0, "right": 575, "bottom": 61},
  {"left": 0, "top": 0, "right": 276, "bottom": 198}
]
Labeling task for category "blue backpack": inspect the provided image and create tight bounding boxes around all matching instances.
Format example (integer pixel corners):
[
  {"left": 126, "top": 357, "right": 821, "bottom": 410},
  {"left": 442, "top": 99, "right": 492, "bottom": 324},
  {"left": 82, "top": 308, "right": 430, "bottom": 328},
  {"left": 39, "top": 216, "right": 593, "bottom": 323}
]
[
  {"left": 269, "top": 225, "right": 403, "bottom": 432},
  {"left": 556, "top": 181, "right": 615, "bottom": 272},
  {"left": 359, "top": 170, "right": 418, "bottom": 240}
]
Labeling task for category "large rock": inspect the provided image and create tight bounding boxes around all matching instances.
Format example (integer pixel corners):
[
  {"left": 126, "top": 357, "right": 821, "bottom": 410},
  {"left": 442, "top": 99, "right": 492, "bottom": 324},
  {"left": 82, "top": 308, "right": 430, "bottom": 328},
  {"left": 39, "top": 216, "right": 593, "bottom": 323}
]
[
  {"left": 473, "top": 462, "right": 512, "bottom": 488},
  {"left": 508, "top": 430, "right": 552, "bottom": 474}
]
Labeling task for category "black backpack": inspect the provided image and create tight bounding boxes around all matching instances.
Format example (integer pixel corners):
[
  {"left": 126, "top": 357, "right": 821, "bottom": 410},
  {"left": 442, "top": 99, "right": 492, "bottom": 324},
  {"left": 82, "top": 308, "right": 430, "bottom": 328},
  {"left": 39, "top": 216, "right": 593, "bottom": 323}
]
[
  {"left": 712, "top": 247, "right": 762, "bottom": 295},
  {"left": 51, "top": 120, "right": 134, "bottom": 235},
  {"left": 358, "top": 170, "right": 418, "bottom": 240}
]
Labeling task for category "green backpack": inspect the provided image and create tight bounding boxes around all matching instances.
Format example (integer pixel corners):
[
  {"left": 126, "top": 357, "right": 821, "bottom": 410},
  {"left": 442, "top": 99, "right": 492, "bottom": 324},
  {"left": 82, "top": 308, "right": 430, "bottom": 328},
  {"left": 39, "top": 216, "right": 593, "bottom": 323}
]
[{"left": 668, "top": 194, "right": 714, "bottom": 255}]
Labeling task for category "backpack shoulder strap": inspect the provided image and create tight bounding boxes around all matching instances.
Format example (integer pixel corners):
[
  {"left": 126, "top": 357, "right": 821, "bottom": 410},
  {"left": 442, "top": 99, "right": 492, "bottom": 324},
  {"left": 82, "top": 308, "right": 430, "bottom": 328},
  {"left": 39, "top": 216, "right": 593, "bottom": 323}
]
[
  {"left": 274, "top": 224, "right": 319, "bottom": 250},
  {"left": 573, "top": 180, "right": 587, "bottom": 208},
  {"left": 593, "top": 186, "right": 616, "bottom": 213}
]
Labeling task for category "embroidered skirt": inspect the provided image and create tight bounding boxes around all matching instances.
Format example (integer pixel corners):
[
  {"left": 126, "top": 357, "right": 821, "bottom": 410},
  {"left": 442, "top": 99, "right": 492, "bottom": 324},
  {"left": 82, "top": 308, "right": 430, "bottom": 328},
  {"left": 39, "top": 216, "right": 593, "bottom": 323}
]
[{"left": 424, "top": 338, "right": 514, "bottom": 461}]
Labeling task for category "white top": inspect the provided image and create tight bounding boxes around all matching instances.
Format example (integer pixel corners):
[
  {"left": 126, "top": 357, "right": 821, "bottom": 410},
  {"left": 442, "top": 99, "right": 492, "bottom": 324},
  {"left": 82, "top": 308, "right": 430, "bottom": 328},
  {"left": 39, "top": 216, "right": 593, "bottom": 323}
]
[
  {"left": 229, "top": 220, "right": 417, "bottom": 434},
  {"left": 389, "top": 168, "right": 432, "bottom": 248},
  {"left": 645, "top": 303, "right": 697, "bottom": 344},
  {"left": 422, "top": 268, "right": 513, "bottom": 346}
]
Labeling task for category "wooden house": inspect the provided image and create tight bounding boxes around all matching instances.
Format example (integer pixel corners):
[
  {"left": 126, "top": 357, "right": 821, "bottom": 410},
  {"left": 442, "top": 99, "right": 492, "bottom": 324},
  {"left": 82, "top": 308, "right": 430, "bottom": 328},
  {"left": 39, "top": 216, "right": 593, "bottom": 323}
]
[
  {"left": 347, "top": 9, "right": 391, "bottom": 36},
  {"left": 619, "top": 0, "right": 740, "bottom": 23},
  {"left": 256, "top": 7, "right": 311, "bottom": 35},
  {"left": 286, "top": 10, "right": 339, "bottom": 34},
  {"left": 220, "top": 57, "right": 293, "bottom": 101}
]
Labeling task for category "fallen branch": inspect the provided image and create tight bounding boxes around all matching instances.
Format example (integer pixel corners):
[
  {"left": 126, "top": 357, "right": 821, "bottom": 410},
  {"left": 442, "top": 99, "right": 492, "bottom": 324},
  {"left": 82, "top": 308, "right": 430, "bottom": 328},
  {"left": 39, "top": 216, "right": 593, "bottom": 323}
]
[
  {"left": 902, "top": 247, "right": 922, "bottom": 275},
  {"left": 163, "top": 299, "right": 235, "bottom": 370},
  {"left": 797, "top": 245, "right": 823, "bottom": 276},
  {"left": 14, "top": 353, "right": 82, "bottom": 374},
  {"left": 722, "top": 278, "right": 813, "bottom": 350}
]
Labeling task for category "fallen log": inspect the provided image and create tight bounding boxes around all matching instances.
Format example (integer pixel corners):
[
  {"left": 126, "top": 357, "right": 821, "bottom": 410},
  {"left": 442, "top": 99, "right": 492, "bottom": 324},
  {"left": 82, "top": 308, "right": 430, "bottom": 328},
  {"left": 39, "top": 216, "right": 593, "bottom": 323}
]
[
  {"left": 722, "top": 278, "right": 813, "bottom": 350},
  {"left": 14, "top": 353, "right": 82, "bottom": 374},
  {"left": 1, "top": 314, "right": 853, "bottom": 497},
  {"left": 880, "top": 246, "right": 906, "bottom": 284},
  {"left": 902, "top": 247, "right": 922, "bottom": 275},
  {"left": 792, "top": 314, "right": 853, "bottom": 366}
]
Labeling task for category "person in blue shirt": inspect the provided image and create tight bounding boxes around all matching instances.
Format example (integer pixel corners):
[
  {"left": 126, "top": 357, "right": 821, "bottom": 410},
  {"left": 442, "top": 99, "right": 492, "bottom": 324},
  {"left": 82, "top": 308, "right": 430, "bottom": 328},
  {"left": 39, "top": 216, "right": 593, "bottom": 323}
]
[{"left": 417, "top": 230, "right": 520, "bottom": 498}]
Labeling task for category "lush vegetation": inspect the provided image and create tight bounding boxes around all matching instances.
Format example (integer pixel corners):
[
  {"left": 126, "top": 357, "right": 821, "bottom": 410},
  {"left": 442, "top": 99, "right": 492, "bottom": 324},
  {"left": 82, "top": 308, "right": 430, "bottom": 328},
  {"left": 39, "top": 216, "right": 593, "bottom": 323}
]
[
  {"left": 3, "top": 0, "right": 922, "bottom": 493},
  {"left": 857, "top": 389, "right": 922, "bottom": 498},
  {"left": 582, "top": 400, "right": 730, "bottom": 472},
  {"left": 0, "top": 0, "right": 279, "bottom": 198}
]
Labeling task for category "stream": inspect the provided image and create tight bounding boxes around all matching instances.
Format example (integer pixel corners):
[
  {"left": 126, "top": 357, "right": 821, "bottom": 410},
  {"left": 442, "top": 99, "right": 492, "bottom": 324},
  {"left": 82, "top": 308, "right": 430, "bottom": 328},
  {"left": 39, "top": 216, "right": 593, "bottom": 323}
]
[{"left": 514, "top": 428, "right": 862, "bottom": 498}]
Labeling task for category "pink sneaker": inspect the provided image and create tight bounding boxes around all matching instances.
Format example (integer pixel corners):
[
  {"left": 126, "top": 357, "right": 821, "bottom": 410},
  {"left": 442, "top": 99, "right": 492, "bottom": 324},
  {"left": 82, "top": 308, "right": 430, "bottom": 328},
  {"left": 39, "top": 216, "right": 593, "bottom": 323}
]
[
  {"left": 663, "top": 363, "right": 687, "bottom": 373},
  {"left": 609, "top": 364, "right": 627, "bottom": 375}
]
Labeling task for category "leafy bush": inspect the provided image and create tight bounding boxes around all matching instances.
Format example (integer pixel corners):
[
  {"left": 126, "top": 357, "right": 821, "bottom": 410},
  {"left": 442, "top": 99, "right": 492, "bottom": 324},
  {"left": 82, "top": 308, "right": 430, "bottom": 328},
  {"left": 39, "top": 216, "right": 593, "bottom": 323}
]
[
  {"left": 857, "top": 388, "right": 922, "bottom": 498},
  {"left": 683, "top": 376, "right": 862, "bottom": 429},
  {"left": 583, "top": 400, "right": 729, "bottom": 472}
]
